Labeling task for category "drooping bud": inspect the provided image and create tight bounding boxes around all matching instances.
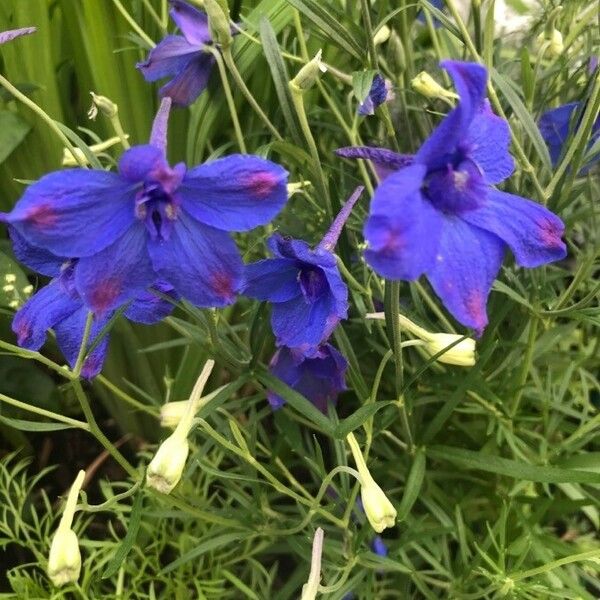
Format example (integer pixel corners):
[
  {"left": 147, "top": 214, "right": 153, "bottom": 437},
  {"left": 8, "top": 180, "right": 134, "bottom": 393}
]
[
  {"left": 373, "top": 25, "right": 391, "bottom": 46},
  {"left": 387, "top": 30, "right": 406, "bottom": 74},
  {"left": 290, "top": 50, "right": 327, "bottom": 94},
  {"left": 204, "top": 0, "right": 233, "bottom": 49},
  {"left": 61, "top": 136, "right": 128, "bottom": 167},
  {"left": 366, "top": 312, "right": 476, "bottom": 367},
  {"left": 537, "top": 7, "right": 564, "bottom": 58},
  {"left": 411, "top": 71, "right": 458, "bottom": 101},
  {"left": 88, "top": 92, "right": 118, "bottom": 120},
  {"left": 148, "top": 361, "right": 215, "bottom": 492},
  {"left": 300, "top": 528, "right": 324, "bottom": 600},
  {"left": 346, "top": 433, "right": 396, "bottom": 533},
  {"left": 47, "top": 470, "right": 85, "bottom": 587}
]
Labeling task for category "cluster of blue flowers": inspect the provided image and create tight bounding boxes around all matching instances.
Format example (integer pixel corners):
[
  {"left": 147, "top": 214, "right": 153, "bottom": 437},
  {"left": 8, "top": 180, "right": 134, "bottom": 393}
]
[{"left": 0, "top": 2, "right": 580, "bottom": 410}]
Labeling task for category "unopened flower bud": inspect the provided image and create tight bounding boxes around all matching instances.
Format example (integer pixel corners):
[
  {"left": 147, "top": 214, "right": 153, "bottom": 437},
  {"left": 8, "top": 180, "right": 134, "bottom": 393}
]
[
  {"left": 300, "top": 528, "right": 324, "bottom": 600},
  {"left": 88, "top": 92, "right": 118, "bottom": 119},
  {"left": 61, "top": 136, "right": 128, "bottom": 167},
  {"left": 412, "top": 71, "right": 458, "bottom": 101},
  {"left": 373, "top": 25, "right": 391, "bottom": 46},
  {"left": 387, "top": 30, "right": 405, "bottom": 74},
  {"left": 422, "top": 333, "right": 476, "bottom": 367},
  {"left": 47, "top": 470, "right": 85, "bottom": 587},
  {"left": 290, "top": 50, "right": 327, "bottom": 93},
  {"left": 146, "top": 429, "right": 190, "bottom": 494},
  {"left": 204, "top": 0, "right": 232, "bottom": 49},
  {"left": 347, "top": 433, "right": 396, "bottom": 533}
]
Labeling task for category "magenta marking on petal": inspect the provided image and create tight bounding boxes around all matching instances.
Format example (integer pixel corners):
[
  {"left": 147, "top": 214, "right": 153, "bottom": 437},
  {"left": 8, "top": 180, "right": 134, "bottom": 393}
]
[
  {"left": 14, "top": 319, "right": 32, "bottom": 346},
  {"left": 538, "top": 218, "right": 565, "bottom": 249},
  {"left": 465, "top": 289, "right": 487, "bottom": 334},
  {"left": 88, "top": 279, "right": 122, "bottom": 315},
  {"left": 243, "top": 171, "right": 280, "bottom": 199},
  {"left": 25, "top": 203, "right": 58, "bottom": 228},
  {"left": 211, "top": 271, "right": 235, "bottom": 301}
]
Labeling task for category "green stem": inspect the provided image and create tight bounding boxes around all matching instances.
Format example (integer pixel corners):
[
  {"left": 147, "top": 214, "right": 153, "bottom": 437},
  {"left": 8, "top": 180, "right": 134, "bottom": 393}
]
[
  {"left": 112, "top": 0, "right": 156, "bottom": 47},
  {"left": 207, "top": 47, "right": 247, "bottom": 153},
  {"left": 0, "top": 340, "right": 71, "bottom": 379},
  {"left": 359, "top": 0, "right": 378, "bottom": 69},
  {"left": 110, "top": 113, "right": 131, "bottom": 150},
  {"left": 71, "top": 378, "right": 137, "bottom": 478},
  {"left": 0, "top": 391, "right": 90, "bottom": 431},
  {"left": 72, "top": 312, "right": 94, "bottom": 378},
  {"left": 0, "top": 74, "right": 85, "bottom": 167},
  {"left": 510, "top": 317, "right": 538, "bottom": 417},
  {"left": 222, "top": 48, "right": 283, "bottom": 141},
  {"left": 96, "top": 375, "right": 159, "bottom": 418}
]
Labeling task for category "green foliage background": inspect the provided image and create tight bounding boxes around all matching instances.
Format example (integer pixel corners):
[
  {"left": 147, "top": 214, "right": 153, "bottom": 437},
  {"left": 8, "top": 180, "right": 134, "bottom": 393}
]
[{"left": 0, "top": 0, "right": 598, "bottom": 598}]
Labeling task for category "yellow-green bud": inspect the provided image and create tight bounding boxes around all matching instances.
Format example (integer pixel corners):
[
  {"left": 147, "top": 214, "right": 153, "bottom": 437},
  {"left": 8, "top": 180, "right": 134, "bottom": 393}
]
[
  {"left": 146, "top": 429, "right": 190, "bottom": 494},
  {"left": 347, "top": 433, "right": 397, "bottom": 533},
  {"left": 204, "top": 0, "right": 232, "bottom": 49},
  {"left": 411, "top": 71, "right": 458, "bottom": 101},
  {"left": 422, "top": 333, "right": 476, "bottom": 367},
  {"left": 290, "top": 50, "right": 327, "bottom": 93},
  {"left": 300, "top": 528, "right": 324, "bottom": 600},
  {"left": 373, "top": 25, "right": 391, "bottom": 46},
  {"left": 62, "top": 136, "right": 127, "bottom": 167},
  {"left": 47, "top": 471, "right": 85, "bottom": 587},
  {"left": 88, "top": 92, "right": 118, "bottom": 119},
  {"left": 387, "top": 30, "right": 405, "bottom": 74}
]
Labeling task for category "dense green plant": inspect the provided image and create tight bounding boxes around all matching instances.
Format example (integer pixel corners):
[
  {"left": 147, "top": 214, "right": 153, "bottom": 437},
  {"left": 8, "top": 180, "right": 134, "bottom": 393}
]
[{"left": 0, "top": 0, "right": 598, "bottom": 598}]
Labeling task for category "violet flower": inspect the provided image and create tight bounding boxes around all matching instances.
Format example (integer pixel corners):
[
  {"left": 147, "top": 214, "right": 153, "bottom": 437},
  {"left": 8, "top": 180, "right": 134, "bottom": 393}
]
[
  {"left": 137, "top": 0, "right": 227, "bottom": 106},
  {"left": 267, "top": 344, "right": 347, "bottom": 412},
  {"left": 9, "top": 229, "right": 174, "bottom": 378},
  {"left": 2, "top": 98, "right": 288, "bottom": 316},
  {"left": 539, "top": 102, "right": 600, "bottom": 172},
  {"left": 358, "top": 74, "right": 393, "bottom": 116},
  {"left": 244, "top": 187, "right": 362, "bottom": 355},
  {"left": 0, "top": 27, "right": 36, "bottom": 46},
  {"left": 337, "top": 60, "right": 566, "bottom": 334}
]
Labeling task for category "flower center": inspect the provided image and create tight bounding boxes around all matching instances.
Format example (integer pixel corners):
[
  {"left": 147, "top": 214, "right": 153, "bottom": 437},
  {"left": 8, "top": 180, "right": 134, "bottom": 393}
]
[
  {"left": 298, "top": 267, "right": 327, "bottom": 303},
  {"left": 424, "top": 159, "right": 487, "bottom": 214},
  {"left": 135, "top": 182, "right": 180, "bottom": 241}
]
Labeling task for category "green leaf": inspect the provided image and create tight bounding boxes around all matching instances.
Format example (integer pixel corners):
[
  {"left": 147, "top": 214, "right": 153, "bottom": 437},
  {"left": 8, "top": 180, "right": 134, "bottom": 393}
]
[
  {"left": 102, "top": 491, "right": 144, "bottom": 579},
  {"left": 0, "top": 415, "right": 75, "bottom": 432},
  {"left": 286, "top": 0, "right": 365, "bottom": 59},
  {"left": 256, "top": 369, "right": 335, "bottom": 434},
  {"left": 259, "top": 18, "right": 303, "bottom": 145},
  {"left": 397, "top": 448, "right": 426, "bottom": 521},
  {"left": 352, "top": 70, "right": 378, "bottom": 104},
  {"left": 333, "top": 401, "right": 395, "bottom": 439},
  {"left": 0, "top": 111, "right": 31, "bottom": 165},
  {"left": 428, "top": 446, "right": 600, "bottom": 484}
]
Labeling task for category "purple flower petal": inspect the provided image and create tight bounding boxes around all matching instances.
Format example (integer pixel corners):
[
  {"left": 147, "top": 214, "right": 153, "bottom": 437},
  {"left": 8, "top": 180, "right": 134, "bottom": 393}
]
[
  {"left": 426, "top": 217, "right": 505, "bottom": 334},
  {"left": 180, "top": 154, "right": 289, "bottom": 231},
  {"left": 148, "top": 210, "right": 243, "bottom": 307},
  {"left": 136, "top": 35, "right": 198, "bottom": 82},
  {"left": 159, "top": 52, "right": 215, "bottom": 106},
  {"left": 465, "top": 101, "right": 515, "bottom": 184},
  {"left": 0, "top": 27, "right": 36, "bottom": 46},
  {"left": 169, "top": 0, "right": 212, "bottom": 46},
  {"left": 8, "top": 226, "right": 66, "bottom": 277},
  {"left": 364, "top": 164, "right": 443, "bottom": 280},
  {"left": 12, "top": 281, "right": 81, "bottom": 351},
  {"left": 462, "top": 189, "right": 566, "bottom": 268},
  {"left": 416, "top": 60, "right": 488, "bottom": 170},
  {"left": 54, "top": 306, "right": 111, "bottom": 379},
  {"left": 538, "top": 102, "right": 578, "bottom": 167},
  {"left": 118, "top": 145, "right": 169, "bottom": 182},
  {"left": 243, "top": 258, "right": 302, "bottom": 302},
  {"left": 75, "top": 224, "right": 155, "bottom": 316},
  {"left": 5, "top": 169, "right": 135, "bottom": 258},
  {"left": 268, "top": 234, "right": 337, "bottom": 268},
  {"left": 335, "top": 146, "right": 413, "bottom": 181},
  {"left": 124, "top": 283, "right": 178, "bottom": 324}
]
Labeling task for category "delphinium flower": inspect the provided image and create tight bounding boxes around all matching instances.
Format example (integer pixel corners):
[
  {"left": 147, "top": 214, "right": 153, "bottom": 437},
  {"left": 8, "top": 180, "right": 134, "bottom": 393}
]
[
  {"left": 244, "top": 186, "right": 363, "bottom": 354},
  {"left": 539, "top": 102, "right": 600, "bottom": 173},
  {"left": 267, "top": 344, "right": 348, "bottom": 412},
  {"left": 337, "top": 60, "right": 567, "bottom": 334},
  {"left": 358, "top": 74, "right": 393, "bottom": 116},
  {"left": 0, "top": 26, "right": 37, "bottom": 45},
  {"left": 9, "top": 229, "right": 175, "bottom": 378},
  {"left": 2, "top": 97, "right": 288, "bottom": 316},
  {"left": 137, "top": 0, "right": 223, "bottom": 106}
]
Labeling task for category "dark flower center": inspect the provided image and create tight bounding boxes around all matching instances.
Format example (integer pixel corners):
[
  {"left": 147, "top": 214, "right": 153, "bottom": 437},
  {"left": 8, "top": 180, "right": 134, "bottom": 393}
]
[
  {"left": 135, "top": 182, "right": 179, "bottom": 241},
  {"left": 424, "top": 158, "right": 487, "bottom": 214},
  {"left": 298, "top": 267, "right": 328, "bottom": 303}
]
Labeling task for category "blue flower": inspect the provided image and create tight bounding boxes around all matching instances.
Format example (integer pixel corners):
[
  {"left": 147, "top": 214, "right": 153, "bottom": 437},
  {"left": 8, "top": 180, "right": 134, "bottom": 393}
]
[
  {"left": 371, "top": 535, "right": 388, "bottom": 557},
  {"left": 539, "top": 102, "right": 600, "bottom": 172},
  {"left": 267, "top": 344, "right": 347, "bottom": 412},
  {"left": 358, "top": 74, "right": 392, "bottom": 116},
  {"left": 137, "top": 0, "right": 219, "bottom": 106},
  {"left": 2, "top": 99, "right": 288, "bottom": 316},
  {"left": 417, "top": 0, "right": 444, "bottom": 27},
  {"left": 337, "top": 60, "right": 566, "bottom": 334},
  {"left": 244, "top": 187, "right": 362, "bottom": 355},
  {"left": 9, "top": 229, "right": 174, "bottom": 378}
]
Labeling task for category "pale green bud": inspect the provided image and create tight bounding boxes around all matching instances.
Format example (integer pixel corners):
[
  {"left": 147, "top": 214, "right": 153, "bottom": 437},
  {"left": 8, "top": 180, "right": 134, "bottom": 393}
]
[
  {"left": 411, "top": 71, "right": 458, "bottom": 101},
  {"left": 88, "top": 92, "right": 118, "bottom": 119},
  {"left": 204, "top": 0, "right": 232, "bottom": 49},
  {"left": 62, "top": 136, "right": 127, "bottom": 167},
  {"left": 422, "top": 333, "right": 476, "bottom": 367},
  {"left": 347, "top": 433, "right": 396, "bottom": 533},
  {"left": 47, "top": 470, "right": 85, "bottom": 587},
  {"left": 373, "top": 25, "right": 390, "bottom": 46},
  {"left": 300, "top": 528, "right": 324, "bottom": 600},
  {"left": 146, "top": 430, "right": 190, "bottom": 494},
  {"left": 290, "top": 50, "right": 327, "bottom": 93}
]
